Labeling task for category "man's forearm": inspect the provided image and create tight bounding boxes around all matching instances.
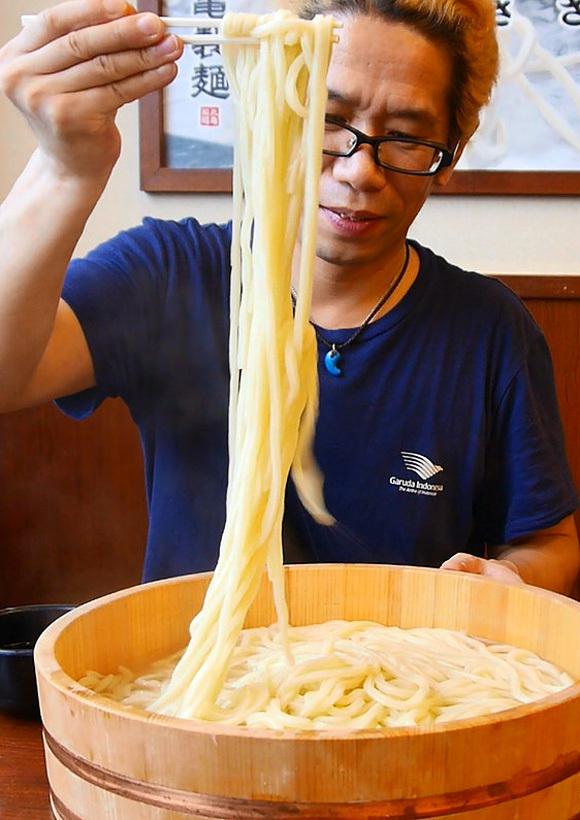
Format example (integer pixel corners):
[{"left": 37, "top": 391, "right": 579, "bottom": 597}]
[
  {"left": 0, "top": 151, "right": 107, "bottom": 409},
  {"left": 493, "top": 514, "right": 580, "bottom": 595}
]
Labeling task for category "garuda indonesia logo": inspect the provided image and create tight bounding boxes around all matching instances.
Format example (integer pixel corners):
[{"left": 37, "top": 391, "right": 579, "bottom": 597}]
[{"left": 401, "top": 451, "right": 443, "bottom": 481}]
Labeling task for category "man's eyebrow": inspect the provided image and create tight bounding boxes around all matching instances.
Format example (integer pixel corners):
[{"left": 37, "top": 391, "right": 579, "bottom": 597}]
[
  {"left": 326, "top": 90, "right": 350, "bottom": 103},
  {"left": 326, "top": 89, "right": 439, "bottom": 127}
]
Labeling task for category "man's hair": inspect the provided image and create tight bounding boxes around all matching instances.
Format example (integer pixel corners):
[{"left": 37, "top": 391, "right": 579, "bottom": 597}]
[{"left": 298, "top": 0, "right": 499, "bottom": 146}]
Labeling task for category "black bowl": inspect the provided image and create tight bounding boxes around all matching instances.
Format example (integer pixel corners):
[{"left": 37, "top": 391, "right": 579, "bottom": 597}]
[{"left": 0, "top": 604, "right": 74, "bottom": 718}]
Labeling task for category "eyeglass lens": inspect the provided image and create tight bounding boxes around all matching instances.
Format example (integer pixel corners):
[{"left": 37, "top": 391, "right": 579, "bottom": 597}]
[{"left": 323, "top": 121, "right": 444, "bottom": 174}]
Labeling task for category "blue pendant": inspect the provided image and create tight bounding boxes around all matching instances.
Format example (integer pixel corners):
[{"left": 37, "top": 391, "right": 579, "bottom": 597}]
[{"left": 324, "top": 347, "right": 342, "bottom": 376}]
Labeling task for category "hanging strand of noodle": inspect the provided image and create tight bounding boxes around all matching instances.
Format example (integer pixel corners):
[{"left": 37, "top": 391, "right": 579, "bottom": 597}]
[
  {"left": 289, "top": 24, "right": 335, "bottom": 516},
  {"left": 150, "top": 11, "right": 337, "bottom": 720}
]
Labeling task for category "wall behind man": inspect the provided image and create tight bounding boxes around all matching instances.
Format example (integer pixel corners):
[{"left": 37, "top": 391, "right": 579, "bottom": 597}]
[
  {"left": 1, "top": 2, "right": 578, "bottom": 606},
  {"left": 1, "top": 0, "right": 578, "bottom": 275}
]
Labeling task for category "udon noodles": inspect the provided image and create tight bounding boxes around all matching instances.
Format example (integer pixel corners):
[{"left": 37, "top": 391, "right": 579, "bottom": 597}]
[
  {"left": 148, "top": 8, "right": 337, "bottom": 722},
  {"left": 79, "top": 11, "right": 573, "bottom": 729},
  {"left": 81, "top": 620, "right": 572, "bottom": 729}
]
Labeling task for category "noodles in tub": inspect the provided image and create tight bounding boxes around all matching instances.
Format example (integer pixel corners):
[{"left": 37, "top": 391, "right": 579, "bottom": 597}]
[{"left": 81, "top": 619, "right": 572, "bottom": 730}]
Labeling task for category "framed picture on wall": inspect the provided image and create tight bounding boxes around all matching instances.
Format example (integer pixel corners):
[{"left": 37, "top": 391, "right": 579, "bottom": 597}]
[
  {"left": 139, "top": 0, "right": 580, "bottom": 194},
  {"left": 440, "top": 0, "right": 580, "bottom": 195},
  {"left": 139, "top": 0, "right": 270, "bottom": 192}
]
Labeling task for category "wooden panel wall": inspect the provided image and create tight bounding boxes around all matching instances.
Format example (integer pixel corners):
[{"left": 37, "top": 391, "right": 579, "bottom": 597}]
[
  {"left": 0, "top": 401, "right": 148, "bottom": 606},
  {"left": 0, "top": 276, "right": 578, "bottom": 607},
  {"left": 497, "top": 276, "right": 580, "bottom": 539}
]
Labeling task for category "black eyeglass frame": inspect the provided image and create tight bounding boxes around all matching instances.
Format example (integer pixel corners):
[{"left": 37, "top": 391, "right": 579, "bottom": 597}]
[{"left": 322, "top": 116, "right": 455, "bottom": 177}]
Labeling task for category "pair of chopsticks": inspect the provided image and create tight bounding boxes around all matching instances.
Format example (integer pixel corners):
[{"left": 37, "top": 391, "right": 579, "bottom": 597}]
[
  {"left": 20, "top": 16, "right": 258, "bottom": 45},
  {"left": 159, "top": 18, "right": 256, "bottom": 44}
]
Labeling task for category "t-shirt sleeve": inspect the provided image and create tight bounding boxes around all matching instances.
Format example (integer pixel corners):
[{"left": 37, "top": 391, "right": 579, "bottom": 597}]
[
  {"left": 56, "top": 218, "right": 172, "bottom": 418},
  {"left": 55, "top": 217, "right": 232, "bottom": 420},
  {"left": 476, "top": 331, "right": 578, "bottom": 544}
]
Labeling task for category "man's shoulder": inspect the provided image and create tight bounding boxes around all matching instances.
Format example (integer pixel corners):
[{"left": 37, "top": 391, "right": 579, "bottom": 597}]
[
  {"left": 415, "top": 241, "right": 506, "bottom": 292},
  {"left": 414, "top": 241, "right": 533, "bottom": 319},
  {"left": 410, "top": 241, "right": 545, "bottom": 367},
  {"left": 133, "top": 216, "right": 233, "bottom": 256},
  {"left": 74, "top": 218, "right": 234, "bottom": 296},
  {"left": 77, "top": 217, "right": 232, "bottom": 272}
]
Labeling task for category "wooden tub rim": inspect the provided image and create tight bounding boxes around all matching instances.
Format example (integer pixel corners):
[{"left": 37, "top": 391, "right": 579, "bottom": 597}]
[{"left": 33, "top": 563, "right": 580, "bottom": 744}]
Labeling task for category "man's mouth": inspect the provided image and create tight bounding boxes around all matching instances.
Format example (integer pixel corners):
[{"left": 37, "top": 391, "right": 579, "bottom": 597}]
[
  {"left": 324, "top": 207, "right": 381, "bottom": 221},
  {"left": 320, "top": 206, "right": 384, "bottom": 236}
]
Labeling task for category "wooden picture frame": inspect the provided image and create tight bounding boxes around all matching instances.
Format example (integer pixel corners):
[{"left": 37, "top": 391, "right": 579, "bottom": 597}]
[
  {"left": 139, "top": 0, "right": 580, "bottom": 195},
  {"left": 139, "top": 0, "right": 233, "bottom": 192}
]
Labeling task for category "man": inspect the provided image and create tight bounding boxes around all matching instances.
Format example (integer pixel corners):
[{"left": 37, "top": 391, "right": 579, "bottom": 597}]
[{"left": 0, "top": 0, "right": 577, "bottom": 591}]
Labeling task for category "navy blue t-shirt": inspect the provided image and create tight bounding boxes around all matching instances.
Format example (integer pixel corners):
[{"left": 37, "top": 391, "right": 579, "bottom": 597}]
[{"left": 58, "top": 218, "right": 578, "bottom": 581}]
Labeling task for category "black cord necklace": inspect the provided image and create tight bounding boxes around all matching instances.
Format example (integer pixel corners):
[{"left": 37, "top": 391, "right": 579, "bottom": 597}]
[{"left": 292, "top": 242, "right": 410, "bottom": 376}]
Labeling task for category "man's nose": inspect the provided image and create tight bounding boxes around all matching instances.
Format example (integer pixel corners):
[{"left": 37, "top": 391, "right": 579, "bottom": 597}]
[{"left": 331, "top": 143, "right": 385, "bottom": 191}]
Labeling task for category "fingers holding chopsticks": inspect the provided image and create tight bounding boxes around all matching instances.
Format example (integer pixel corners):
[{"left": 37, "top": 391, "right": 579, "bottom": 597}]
[
  {"left": 3, "top": 0, "right": 184, "bottom": 100},
  {"left": 0, "top": 0, "right": 184, "bottom": 182},
  {"left": 13, "top": 24, "right": 183, "bottom": 97},
  {"left": 16, "top": 0, "right": 138, "bottom": 51}
]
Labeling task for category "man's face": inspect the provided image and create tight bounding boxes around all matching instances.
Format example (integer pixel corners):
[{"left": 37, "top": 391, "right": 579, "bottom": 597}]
[{"left": 315, "top": 14, "right": 456, "bottom": 273}]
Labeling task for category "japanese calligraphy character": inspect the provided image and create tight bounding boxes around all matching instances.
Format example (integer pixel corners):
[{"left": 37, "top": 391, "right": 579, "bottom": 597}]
[
  {"left": 191, "top": 64, "right": 230, "bottom": 99},
  {"left": 495, "top": 0, "right": 512, "bottom": 27},
  {"left": 191, "top": 41, "right": 221, "bottom": 59},
  {"left": 556, "top": 0, "right": 580, "bottom": 26},
  {"left": 193, "top": 0, "right": 226, "bottom": 19}
]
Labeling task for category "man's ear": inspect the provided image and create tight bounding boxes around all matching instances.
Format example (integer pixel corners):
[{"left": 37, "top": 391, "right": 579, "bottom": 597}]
[{"left": 432, "top": 141, "right": 467, "bottom": 188}]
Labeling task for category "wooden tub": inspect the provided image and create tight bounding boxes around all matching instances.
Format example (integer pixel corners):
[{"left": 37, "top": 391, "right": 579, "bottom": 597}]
[{"left": 34, "top": 564, "right": 580, "bottom": 819}]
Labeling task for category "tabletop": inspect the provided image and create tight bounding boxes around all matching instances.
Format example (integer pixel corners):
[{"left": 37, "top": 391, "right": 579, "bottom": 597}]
[{"left": 0, "top": 710, "right": 52, "bottom": 819}]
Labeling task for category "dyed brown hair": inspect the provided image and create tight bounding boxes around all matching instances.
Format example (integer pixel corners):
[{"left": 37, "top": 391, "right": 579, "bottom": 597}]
[{"left": 299, "top": 0, "right": 499, "bottom": 146}]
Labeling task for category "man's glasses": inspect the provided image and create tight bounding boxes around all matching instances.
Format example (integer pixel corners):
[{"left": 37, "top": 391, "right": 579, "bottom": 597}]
[{"left": 322, "top": 116, "right": 454, "bottom": 176}]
